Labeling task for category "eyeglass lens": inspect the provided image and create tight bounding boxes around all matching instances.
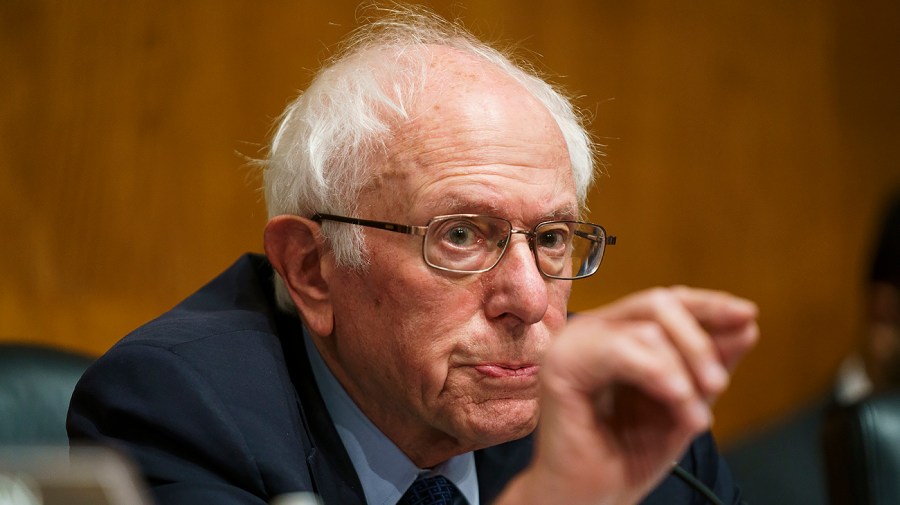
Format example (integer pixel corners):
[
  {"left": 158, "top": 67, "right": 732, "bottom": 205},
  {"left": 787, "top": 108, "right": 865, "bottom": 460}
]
[{"left": 423, "top": 215, "right": 605, "bottom": 279}]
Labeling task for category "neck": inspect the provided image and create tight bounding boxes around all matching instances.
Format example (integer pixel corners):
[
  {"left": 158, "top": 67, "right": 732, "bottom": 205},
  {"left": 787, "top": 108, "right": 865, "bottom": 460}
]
[{"left": 310, "top": 332, "right": 478, "bottom": 468}]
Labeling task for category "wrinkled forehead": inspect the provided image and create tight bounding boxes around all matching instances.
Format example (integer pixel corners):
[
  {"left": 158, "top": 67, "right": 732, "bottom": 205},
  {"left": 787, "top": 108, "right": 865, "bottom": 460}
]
[{"left": 363, "top": 46, "right": 576, "bottom": 219}]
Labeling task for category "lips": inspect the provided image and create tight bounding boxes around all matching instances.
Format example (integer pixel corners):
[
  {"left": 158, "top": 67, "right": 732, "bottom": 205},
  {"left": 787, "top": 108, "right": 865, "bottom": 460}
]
[{"left": 473, "top": 364, "right": 540, "bottom": 378}]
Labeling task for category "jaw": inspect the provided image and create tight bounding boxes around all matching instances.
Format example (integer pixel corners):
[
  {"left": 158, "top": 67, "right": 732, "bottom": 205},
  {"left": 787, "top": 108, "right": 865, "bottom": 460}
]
[{"left": 398, "top": 397, "right": 541, "bottom": 468}]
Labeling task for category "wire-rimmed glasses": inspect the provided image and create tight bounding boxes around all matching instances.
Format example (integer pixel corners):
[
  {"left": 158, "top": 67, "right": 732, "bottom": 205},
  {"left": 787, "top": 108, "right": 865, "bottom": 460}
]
[{"left": 312, "top": 213, "right": 615, "bottom": 280}]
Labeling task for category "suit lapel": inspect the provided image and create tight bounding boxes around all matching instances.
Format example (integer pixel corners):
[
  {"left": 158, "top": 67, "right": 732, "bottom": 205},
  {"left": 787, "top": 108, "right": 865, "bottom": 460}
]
[
  {"left": 475, "top": 435, "right": 534, "bottom": 503},
  {"left": 277, "top": 312, "right": 367, "bottom": 505}
]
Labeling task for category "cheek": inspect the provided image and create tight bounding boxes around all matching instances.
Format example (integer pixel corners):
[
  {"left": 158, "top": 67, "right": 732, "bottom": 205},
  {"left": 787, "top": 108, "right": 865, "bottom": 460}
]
[
  {"left": 546, "top": 281, "right": 572, "bottom": 323},
  {"left": 386, "top": 276, "right": 485, "bottom": 357},
  {"left": 372, "top": 252, "right": 486, "bottom": 326},
  {"left": 358, "top": 260, "right": 484, "bottom": 365}
]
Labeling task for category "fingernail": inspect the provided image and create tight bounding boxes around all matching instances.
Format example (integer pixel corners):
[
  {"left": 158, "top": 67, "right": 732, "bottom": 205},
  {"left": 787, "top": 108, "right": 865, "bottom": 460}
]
[
  {"left": 738, "top": 299, "right": 758, "bottom": 315},
  {"left": 704, "top": 363, "right": 729, "bottom": 391}
]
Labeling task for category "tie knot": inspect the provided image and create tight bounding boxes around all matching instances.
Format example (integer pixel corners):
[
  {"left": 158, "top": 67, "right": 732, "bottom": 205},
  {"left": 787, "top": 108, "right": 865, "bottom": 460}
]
[{"left": 398, "top": 475, "right": 464, "bottom": 505}]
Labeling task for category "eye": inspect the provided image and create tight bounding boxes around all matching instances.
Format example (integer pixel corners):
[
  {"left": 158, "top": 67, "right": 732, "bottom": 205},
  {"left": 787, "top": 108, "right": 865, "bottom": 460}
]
[
  {"left": 446, "top": 225, "right": 477, "bottom": 246},
  {"left": 434, "top": 218, "right": 489, "bottom": 249},
  {"left": 536, "top": 225, "right": 571, "bottom": 253}
]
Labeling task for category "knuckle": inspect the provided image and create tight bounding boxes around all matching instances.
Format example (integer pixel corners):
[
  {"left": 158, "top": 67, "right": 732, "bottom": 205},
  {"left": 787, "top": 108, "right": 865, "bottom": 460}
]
[
  {"left": 631, "top": 321, "right": 666, "bottom": 346},
  {"left": 645, "top": 286, "right": 678, "bottom": 312},
  {"left": 668, "top": 284, "right": 694, "bottom": 299}
]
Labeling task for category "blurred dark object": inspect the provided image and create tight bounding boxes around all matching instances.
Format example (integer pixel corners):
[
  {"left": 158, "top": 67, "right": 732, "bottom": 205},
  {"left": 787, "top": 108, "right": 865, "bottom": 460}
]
[
  {"left": 0, "top": 343, "right": 93, "bottom": 445},
  {"left": 726, "top": 190, "right": 900, "bottom": 504},
  {"left": 863, "top": 193, "right": 900, "bottom": 393},
  {"left": 724, "top": 398, "right": 829, "bottom": 504},
  {"left": 823, "top": 391, "right": 900, "bottom": 505},
  {"left": 869, "top": 191, "right": 900, "bottom": 289}
]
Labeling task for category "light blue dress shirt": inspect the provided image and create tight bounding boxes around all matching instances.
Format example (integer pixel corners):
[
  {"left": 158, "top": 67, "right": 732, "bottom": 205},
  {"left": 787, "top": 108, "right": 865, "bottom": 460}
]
[{"left": 304, "top": 331, "right": 479, "bottom": 505}]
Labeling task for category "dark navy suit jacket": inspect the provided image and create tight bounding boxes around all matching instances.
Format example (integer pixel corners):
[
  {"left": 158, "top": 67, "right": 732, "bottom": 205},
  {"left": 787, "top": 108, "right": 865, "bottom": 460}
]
[{"left": 68, "top": 254, "right": 741, "bottom": 504}]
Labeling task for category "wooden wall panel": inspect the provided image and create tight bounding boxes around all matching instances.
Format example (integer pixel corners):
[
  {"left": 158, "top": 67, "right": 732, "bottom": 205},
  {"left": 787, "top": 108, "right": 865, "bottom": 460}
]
[{"left": 1, "top": 0, "right": 898, "bottom": 445}]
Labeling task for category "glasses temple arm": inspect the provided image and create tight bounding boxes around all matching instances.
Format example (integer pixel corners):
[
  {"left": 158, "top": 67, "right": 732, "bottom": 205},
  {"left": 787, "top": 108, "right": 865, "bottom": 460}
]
[
  {"left": 312, "top": 213, "right": 427, "bottom": 236},
  {"left": 573, "top": 229, "right": 616, "bottom": 245}
]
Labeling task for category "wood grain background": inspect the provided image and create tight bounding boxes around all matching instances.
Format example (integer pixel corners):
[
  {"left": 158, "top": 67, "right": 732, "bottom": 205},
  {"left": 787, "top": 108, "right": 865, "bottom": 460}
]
[{"left": 2, "top": 0, "right": 899, "bottom": 446}]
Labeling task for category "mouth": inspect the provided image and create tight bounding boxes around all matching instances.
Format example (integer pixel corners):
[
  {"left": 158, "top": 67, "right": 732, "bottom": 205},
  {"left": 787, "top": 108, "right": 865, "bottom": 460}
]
[{"left": 473, "top": 364, "right": 540, "bottom": 378}]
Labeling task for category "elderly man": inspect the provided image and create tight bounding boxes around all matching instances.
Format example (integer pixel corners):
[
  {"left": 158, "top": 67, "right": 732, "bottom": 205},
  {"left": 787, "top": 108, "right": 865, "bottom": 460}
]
[{"left": 68, "top": 7, "right": 757, "bottom": 505}]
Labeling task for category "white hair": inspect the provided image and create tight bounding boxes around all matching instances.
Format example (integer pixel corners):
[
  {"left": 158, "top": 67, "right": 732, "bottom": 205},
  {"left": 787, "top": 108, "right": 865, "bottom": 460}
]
[{"left": 263, "top": 5, "right": 598, "bottom": 312}]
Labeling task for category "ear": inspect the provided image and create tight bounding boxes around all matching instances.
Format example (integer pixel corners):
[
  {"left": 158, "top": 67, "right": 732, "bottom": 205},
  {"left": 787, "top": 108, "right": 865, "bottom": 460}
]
[{"left": 264, "top": 215, "right": 334, "bottom": 337}]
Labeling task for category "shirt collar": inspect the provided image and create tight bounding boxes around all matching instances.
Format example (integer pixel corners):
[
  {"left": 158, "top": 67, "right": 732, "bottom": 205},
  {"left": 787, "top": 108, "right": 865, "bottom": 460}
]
[{"left": 304, "top": 330, "right": 479, "bottom": 505}]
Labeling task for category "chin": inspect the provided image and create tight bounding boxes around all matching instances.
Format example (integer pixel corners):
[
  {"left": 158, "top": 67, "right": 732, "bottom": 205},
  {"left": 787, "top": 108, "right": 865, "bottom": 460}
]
[{"left": 460, "top": 398, "right": 539, "bottom": 447}]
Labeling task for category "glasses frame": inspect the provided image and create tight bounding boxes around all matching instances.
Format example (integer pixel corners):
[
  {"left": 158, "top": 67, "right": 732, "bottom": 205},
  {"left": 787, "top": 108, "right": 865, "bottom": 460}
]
[{"left": 311, "top": 212, "right": 615, "bottom": 280}]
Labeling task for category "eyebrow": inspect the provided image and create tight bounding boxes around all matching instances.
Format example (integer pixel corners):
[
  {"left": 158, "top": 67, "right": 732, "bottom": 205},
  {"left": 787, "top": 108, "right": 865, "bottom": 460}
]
[
  {"left": 422, "top": 194, "right": 499, "bottom": 215},
  {"left": 422, "top": 194, "right": 579, "bottom": 223}
]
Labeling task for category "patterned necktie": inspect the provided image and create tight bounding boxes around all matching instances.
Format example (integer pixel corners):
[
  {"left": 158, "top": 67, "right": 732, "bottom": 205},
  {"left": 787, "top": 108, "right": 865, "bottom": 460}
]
[{"left": 398, "top": 475, "right": 465, "bottom": 505}]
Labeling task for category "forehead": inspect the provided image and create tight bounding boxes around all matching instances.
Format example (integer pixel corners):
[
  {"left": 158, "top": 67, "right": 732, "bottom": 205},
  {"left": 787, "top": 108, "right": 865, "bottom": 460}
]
[{"left": 367, "top": 47, "right": 577, "bottom": 221}]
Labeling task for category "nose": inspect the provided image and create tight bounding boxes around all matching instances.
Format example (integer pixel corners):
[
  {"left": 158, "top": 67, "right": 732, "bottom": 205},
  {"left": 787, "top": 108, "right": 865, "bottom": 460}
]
[{"left": 482, "top": 235, "right": 549, "bottom": 326}]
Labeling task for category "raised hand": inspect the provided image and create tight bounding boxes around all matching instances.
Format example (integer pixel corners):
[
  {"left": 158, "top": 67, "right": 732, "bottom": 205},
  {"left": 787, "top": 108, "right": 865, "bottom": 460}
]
[{"left": 498, "top": 287, "right": 759, "bottom": 505}]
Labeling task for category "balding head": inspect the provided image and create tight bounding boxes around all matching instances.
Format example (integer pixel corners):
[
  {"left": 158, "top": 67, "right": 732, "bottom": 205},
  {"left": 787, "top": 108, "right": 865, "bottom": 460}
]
[{"left": 263, "top": 5, "right": 595, "bottom": 312}]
